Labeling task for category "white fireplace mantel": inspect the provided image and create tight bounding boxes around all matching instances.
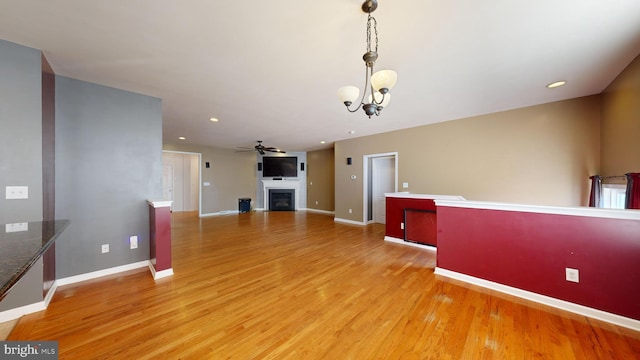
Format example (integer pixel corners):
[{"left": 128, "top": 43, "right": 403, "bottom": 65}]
[{"left": 262, "top": 180, "right": 300, "bottom": 210}]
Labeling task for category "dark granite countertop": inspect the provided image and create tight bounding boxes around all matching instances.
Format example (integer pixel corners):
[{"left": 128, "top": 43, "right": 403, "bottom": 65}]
[{"left": 0, "top": 219, "right": 70, "bottom": 301}]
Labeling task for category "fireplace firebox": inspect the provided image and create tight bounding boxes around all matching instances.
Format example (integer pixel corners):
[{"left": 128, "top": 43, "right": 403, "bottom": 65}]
[{"left": 269, "top": 189, "right": 295, "bottom": 211}]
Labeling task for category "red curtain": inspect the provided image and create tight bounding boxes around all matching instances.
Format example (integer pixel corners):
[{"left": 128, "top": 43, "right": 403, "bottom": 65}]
[
  {"left": 625, "top": 173, "right": 640, "bottom": 209},
  {"left": 588, "top": 175, "right": 602, "bottom": 207}
]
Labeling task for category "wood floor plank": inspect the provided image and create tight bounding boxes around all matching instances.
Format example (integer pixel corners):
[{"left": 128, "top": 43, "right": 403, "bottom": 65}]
[{"left": 7, "top": 211, "right": 640, "bottom": 359}]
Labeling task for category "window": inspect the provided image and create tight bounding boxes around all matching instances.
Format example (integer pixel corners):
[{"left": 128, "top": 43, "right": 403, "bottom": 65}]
[{"left": 601, "top": 184, "right": 626, "bottom": 209}]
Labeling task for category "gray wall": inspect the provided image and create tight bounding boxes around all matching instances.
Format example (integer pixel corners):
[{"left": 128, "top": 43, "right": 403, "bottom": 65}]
[
  {"left": 0, "top": 40, "right": 44, "bottom": 311},
  {"left": 0, "top": 39, "right": 43, "bottom": 223},
  {"left": 55, "top": 76, "right": 162, "bottom": 278},
  {"left": 0, "top": 258, "right": 43, "bottom": 311}
]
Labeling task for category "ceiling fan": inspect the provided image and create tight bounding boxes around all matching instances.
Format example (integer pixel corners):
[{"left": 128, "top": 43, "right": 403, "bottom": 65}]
[{"left": 237, "top": 140, "right": 286, "bottom": 155}]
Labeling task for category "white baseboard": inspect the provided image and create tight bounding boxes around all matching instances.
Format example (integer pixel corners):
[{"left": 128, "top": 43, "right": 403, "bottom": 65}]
[
  {"left": 434, "top": 267, "right": 640, "bottom": 331},
  {"left": 0, "top": 261, "right": 152, "bottom": 322},
  {"left": 201, "top": 208, "right": 334, "bottom": 215},
  {"left": 334, "top": 218, "right": 366, "bottom": 226},
  {"left": 384, "top": 236, "right": 437, "bottom": 252},
  {"left": 200, "top": 210, "right": 240, "bottom": 217},
  {"left": 43, "top": 281, "right": 58, "bottom": 308},
  {"left": 0, "top": 283, "right": 58, "bottom": 322},
  {"left": 148, "top": 261, "right": 174, "bottom": 280},
  {"left": 0, "top": 300, "right": 47, "bottom": 322},
  {"left": 56, "top": 261, "right": 149, "bottom": 287},
  {"left": 304, "top": 208, "right": 335, "bottom": 215}
]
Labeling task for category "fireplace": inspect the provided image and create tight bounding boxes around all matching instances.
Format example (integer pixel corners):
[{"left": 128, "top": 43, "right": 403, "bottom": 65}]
[
  {"left": 262, "top": 180, "right": 300, "bottom": 211},
  {"left": 269, "top": 189, "right": 295, "bottom": 211}
]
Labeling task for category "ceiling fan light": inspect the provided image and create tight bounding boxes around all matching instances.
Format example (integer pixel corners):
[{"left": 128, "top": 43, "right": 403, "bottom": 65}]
[
  {"left": 368, "top": 91, "right": 391, "bottom": 107},
  {"left": 371, "top": 70, "right": 397, "bottom": 92},
  {"left": 337, "top": 85, "right": 360, "bottom": 104},
  {"left": 547, "top": 80, "right": 566, "bottom": 88}
]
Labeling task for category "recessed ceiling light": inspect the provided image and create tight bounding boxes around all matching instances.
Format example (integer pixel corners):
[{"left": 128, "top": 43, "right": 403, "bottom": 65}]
[
  {"left": 210, "top": 117, "right": 219, "bottom": 122},
  {"left": 178, "top": 136, "right": 186, "bottom": 140},
  {"left": 320, "top": 141, "right": 326, "bottom": 144},
  {"left": 547, "top": 81, "right": 566, "bottom": 89},
  {"left": 349, "top": 130, "right": 356, "bottom": 134}
]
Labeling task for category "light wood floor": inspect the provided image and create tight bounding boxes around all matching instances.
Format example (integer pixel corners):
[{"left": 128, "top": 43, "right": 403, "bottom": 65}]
[
  {"left": 0, "top": 319, "right": 17, "bottom": 340},
  {"left": 8, "top": 211, "right": 640, "bottom": 359}
]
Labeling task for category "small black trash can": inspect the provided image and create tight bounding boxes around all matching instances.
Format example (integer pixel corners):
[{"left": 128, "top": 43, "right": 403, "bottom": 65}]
[{"left": 238, "top": 198, "right": 251, "bottom": 213}]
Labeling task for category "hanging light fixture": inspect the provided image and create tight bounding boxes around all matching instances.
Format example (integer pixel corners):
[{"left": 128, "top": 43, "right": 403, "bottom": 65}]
[{"left": 338, "top": 0, "right": 397, "bottom": 118}]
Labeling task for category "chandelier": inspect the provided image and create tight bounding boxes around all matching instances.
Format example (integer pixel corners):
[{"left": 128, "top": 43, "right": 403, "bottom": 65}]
[{"left": 338, "top": 0, "right": 397, "bottom": 118}]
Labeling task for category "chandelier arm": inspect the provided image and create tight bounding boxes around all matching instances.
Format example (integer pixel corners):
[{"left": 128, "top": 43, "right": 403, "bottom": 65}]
[
  {"left": 371, "top": 89, "right": 387, "bottom": 105},
  {"left": 344, "top": 102, "right": 363, "bottom": 113},
  {"left": 344, "top": 65, "right": 373, "bottom": 113},
  {"left": 370, "top": 77, "right": 378, "bottom": 105},
  {"left": 345, "top": 65, "right": 374, "bottom": 113},
  {"left": 361, "top": 65, "right": 373, "bottom": 105}
]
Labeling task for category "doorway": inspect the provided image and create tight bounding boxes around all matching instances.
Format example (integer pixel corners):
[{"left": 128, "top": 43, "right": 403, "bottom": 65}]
[
  {"left": 162, "top": 151, "right": 201, "bottom": 213},
  {"left": 162, "top": 164, "right": 173, "bottom": 210},
  {"left": 363, "top": 152, "right": 398, "bottom": 224}
]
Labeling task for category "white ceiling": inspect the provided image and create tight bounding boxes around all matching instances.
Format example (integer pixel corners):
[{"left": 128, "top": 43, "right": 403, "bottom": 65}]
[{"left": 1, "top": 0, "right": 639, "bottom": 152}]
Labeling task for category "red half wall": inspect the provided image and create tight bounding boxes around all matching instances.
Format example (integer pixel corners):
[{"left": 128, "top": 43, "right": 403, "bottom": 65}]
[
  {"left": 436, "top": 205, "right": 640, "bottom": 320},
  {"left": 386, "top": 197, "right": 436, "bottom": 240}
]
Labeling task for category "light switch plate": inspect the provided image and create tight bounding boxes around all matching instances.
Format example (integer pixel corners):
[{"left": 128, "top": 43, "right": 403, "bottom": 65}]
[
  {"left": 6, "top": 222, "right": 28, "bottom": 232},
  {"left": 6, "top": 186, "right": 28, "bottom": 199}
]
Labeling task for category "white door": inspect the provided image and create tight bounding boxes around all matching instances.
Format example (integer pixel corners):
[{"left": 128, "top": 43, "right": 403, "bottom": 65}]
[
  {"left": 372, "top": 156, "right": 395, "bottom": 224},
  {"left": 162, "top": 165, "right": 173, "bottom": 211}
]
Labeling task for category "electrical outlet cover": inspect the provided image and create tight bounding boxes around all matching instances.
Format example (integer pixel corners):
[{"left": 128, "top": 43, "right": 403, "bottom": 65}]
[
  {"left": 130, "top": 235, "right": 138, "bottom": 249},
  {"left": 565, "top": 268, "right": 579, "bottom": 283}
]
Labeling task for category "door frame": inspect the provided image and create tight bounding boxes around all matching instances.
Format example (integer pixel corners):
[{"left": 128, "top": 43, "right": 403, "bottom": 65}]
[
  {"left": 162, "top": 150, "right": 202, "bottom": 216},
  {"left": 362, "top": 152, "right": 398, "bottom": 224},
  {"left": 162, "top": 164, "right": 174, "bottom": 211}
]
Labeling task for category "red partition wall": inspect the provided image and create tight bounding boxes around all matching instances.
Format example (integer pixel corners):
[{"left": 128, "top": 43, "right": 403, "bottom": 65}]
[
  {"left": 405, "top": 210, "right": 437, "bottom": 246},
  {"left": 436, "top": 205, "right": 640, "bottom": 320},
  {"left": 149, "top": 202, "right": 172, "bottom": 274},
  {"left": 385, "top": 197, "right": 436, "bottom": 240}
]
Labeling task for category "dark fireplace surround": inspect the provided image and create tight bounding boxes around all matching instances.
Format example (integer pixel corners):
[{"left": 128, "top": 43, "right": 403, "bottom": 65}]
[{"left": 269, "top": 189, "right": 295, "bottom": 211}]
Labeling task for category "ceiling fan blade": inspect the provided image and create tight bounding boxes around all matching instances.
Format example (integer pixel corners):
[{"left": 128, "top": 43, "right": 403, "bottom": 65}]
[{"left": 236, "top": 141, "right": 284, "bottom": 154}]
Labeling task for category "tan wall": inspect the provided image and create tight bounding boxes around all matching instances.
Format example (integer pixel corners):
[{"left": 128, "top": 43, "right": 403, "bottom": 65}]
[
  {"left": 335, "top": 96, "right": 601, "bottom": 221},
  {"left": 307, "top": 148, "right": 335, "bottom": 211},
  {"left": 601, "top": 53, "right": 640, "bottom": 177},
  {"left": 163, "top": 143, "right": 257, "bottom": 214}
]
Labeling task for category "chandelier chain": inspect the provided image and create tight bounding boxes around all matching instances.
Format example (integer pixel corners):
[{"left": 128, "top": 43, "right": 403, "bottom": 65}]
[{"left": 366, "top": 14, "right": 378, "bottom": 54}]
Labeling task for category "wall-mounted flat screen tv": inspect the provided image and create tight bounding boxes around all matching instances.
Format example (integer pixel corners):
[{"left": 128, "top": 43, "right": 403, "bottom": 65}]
[{"left": 263, "top": 156, "right": 298, "bottom": 177}]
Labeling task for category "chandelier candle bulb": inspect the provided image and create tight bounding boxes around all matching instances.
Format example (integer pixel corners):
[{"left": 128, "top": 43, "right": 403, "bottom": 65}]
[
  {"left": 338, "top": 86, "right": 360, "bottom": 106},
  {"left": 371, "top": 70, "right": 397, "bottom": 93}
]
